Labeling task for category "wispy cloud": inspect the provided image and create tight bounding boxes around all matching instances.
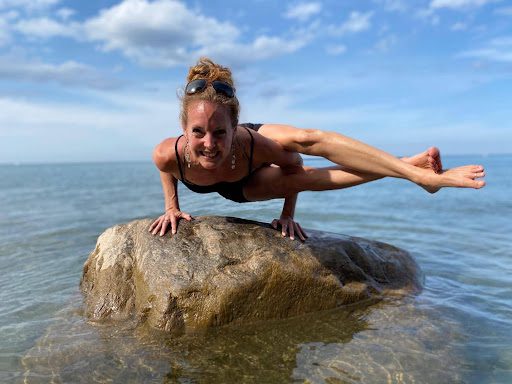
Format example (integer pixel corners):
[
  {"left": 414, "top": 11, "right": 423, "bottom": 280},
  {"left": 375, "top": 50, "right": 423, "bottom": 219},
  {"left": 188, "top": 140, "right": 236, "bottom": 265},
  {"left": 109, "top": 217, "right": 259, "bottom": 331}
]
[
  {"left": 14, "top": 16, "right": 78, "bottom": 38},
  {"left": 325, "top": 44, "right": 347, "bottom": 55},
  {"left": 374, "top": 0, "right": 408, "bottom": 12},
  {"left": 0, "top": 16, "right": 11, "bottom": 46},
  {"left": 430, "top": 0, "right": 496, "bottom": 10},
  {"left": 283, "top": 2, "right": 322, "bottom": 22},
  {"left": 451, "top": 22, "right": 468, "bottom": 30},
  {"left": 0, "top": 56, "right": 125, "bottom": 89},
  {"left": 0, "top": 0, "right": 60, "bottom": 12},
  {"left": 328, "top": 11, "right": 373, "bottom": 36},
  {"left": 0, "top": 10, "right": 19, "bottom": 46},
  {"left": 55, "top": 7, "right": 74, "bottom": 20},
  {"left": 0, "top": 91, "right": 181, "bottom": 162},
  {"left": 494, "top": 6, "right": 512, "bottom": 15},
  {"left": 458, "top": 36, "right": 512, "bottom": 63},
  {"left": 374, "top": 35, "right": 397, "bottom": 52}
]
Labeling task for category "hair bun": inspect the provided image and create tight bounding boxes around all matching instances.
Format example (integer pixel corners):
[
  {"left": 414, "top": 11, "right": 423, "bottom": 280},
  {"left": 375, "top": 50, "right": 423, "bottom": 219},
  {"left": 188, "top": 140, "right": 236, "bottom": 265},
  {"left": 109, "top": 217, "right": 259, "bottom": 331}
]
[{"left": 187, "top": 57, "right": 235, "bottom": 87}]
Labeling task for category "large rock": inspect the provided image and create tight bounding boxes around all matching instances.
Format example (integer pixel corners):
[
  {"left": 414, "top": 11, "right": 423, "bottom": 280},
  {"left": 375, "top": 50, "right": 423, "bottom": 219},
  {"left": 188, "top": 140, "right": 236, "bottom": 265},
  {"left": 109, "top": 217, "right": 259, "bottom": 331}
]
[{"left": 80, "top": 216, "right": 422, "bottom": 333}]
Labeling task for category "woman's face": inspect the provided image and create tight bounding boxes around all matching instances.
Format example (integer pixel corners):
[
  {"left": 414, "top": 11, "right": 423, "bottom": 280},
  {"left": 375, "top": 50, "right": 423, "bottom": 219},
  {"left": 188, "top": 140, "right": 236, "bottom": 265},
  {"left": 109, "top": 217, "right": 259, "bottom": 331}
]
[{"left": 183, "top": 100, "right": 235, "bottom": 170}]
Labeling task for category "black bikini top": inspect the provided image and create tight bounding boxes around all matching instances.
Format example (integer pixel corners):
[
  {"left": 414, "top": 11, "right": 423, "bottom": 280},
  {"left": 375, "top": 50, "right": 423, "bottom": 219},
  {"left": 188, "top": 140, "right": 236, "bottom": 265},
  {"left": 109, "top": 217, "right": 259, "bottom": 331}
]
[{"left": 174, "top": 127, "right": 255, "bottom": 203}]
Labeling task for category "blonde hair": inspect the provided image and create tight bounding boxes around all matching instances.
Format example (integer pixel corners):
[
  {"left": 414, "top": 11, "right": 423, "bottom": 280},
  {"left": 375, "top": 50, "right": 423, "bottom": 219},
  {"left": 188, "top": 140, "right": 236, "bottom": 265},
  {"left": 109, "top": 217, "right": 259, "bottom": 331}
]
[{"left": 180, "top": 57, "right": 240, "bottom": 127}]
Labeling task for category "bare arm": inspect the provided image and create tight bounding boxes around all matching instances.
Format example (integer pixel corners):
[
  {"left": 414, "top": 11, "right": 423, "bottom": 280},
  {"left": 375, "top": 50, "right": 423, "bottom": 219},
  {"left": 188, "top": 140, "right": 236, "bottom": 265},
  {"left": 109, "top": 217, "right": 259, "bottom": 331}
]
[
  {"left": 251, "top": 132, "right": 307, "bottom": 240},
  {"left": 159, "top": 170, "right": 180, "bottom": 212},
  {"left": 148, "top": 139, "right": 192, "bottom": 236}
]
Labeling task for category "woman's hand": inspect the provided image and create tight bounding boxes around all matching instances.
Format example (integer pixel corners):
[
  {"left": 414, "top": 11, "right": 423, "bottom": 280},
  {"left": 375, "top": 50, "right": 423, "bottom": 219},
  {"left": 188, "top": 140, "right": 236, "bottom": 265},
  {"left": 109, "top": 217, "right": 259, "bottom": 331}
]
[
  {"left": 271, "top": 215, "right": 308, "bottom": 241},
  {"left": 149, "top": 208, "right": 193, "bottom": 236}
]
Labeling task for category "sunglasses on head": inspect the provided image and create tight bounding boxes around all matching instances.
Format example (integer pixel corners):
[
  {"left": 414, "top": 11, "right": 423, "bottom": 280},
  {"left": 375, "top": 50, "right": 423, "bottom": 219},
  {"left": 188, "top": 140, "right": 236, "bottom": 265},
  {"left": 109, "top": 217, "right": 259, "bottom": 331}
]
[{"left": 185, "top": 79, "right": 235, "bottom": 98}]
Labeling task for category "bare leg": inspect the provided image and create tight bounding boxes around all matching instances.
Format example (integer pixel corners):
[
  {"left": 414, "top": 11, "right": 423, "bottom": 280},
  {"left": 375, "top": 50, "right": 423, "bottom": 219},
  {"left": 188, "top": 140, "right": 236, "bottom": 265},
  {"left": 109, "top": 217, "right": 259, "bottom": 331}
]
[
  {"left": 257, "top": 125, "right": 484, "bottom": 190},
  {"left": 244, "top": 149, "right": 485, "bottom": 201}
]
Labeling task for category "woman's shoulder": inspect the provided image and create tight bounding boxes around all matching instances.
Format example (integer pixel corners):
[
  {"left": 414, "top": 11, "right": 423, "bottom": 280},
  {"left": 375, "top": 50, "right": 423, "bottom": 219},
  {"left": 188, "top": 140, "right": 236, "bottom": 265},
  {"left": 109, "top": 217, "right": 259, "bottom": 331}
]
[
  {"left": 152, "top": 136, "right": 183, "bottom": 172},
  {"left": 238, "top": 123, "right": 263, "bottom": 131},
  {"left": 239, "top": 126, "right": 285, "bottom": 164}
]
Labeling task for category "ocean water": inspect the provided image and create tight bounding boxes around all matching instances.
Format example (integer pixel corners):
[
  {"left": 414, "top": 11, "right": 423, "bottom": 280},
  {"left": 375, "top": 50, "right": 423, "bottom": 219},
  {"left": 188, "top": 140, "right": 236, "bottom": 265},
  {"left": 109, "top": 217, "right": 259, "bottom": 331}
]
[{"left": 0, "top": 155, "right": 511, "bottom": 383}]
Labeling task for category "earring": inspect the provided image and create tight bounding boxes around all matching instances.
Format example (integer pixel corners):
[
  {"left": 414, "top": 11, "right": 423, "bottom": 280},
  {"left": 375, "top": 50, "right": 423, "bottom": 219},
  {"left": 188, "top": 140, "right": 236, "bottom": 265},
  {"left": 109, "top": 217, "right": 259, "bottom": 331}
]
[
  {"left": 185, "top": 139, "right": 191, "bottom": 168},
  {"left": 231, "top": 142, "right": 236, "bottom": 170}
]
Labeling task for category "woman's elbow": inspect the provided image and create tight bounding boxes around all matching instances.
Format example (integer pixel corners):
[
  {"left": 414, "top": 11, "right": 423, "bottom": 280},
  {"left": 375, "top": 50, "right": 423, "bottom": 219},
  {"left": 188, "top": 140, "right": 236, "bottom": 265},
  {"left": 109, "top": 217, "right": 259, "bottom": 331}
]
[{"left": 152, "top": 143, "right": 170, "bottom": 171}]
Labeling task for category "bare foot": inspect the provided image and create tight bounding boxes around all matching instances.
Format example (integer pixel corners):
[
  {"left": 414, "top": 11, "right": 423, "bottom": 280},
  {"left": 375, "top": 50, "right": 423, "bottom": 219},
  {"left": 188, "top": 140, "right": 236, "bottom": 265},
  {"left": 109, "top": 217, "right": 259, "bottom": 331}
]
[
  {"left": 402, "top": 148, "right": 484, "bottom": 193},
  {"left": 421, "top": 164, "right": 486, "bottom": 193},
  {"left": 402, "top": 147, "right": 443, "bottom": 193},
  {"left": 402, "top": 146, "right": 442, "bottom": 174}
]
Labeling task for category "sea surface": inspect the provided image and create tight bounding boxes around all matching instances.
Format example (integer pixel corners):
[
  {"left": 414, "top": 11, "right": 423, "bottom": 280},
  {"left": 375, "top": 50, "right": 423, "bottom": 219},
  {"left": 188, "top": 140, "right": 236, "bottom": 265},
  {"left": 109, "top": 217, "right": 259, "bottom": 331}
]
[{"left": 0, "top": 155, "right": 511, "bottom": 383}]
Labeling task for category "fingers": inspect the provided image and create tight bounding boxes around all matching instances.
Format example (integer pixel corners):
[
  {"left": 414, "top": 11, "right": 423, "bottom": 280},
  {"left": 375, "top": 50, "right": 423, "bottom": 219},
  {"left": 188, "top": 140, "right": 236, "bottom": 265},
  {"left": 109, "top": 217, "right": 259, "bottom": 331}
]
[
  {"left": 159, "top": 217, "right": 169, "bottom": 236},
  {"left": 281, "top": 222, "right": 288, "bottom": 238},
  {"left": 288, "top": 221, "right": 295, "bottom": 240},
  {"left": 151, "top": 217, "right": 162, "bottom": 235},
  {"left": 296, "top": 223, "right": 308, "bottom": 241},
  {"left": 182, "top": 213, "right": 193, "bottom": 222},
  {"left": 170, "top": 215, "right": 177, "bottom": 235},
  {"left": 149, "top": 211, "right": 192, "bottom": 236},
  {"left": 148, "top": 219, "right": 158, "bottom": 232},
  {"left": 271, "top": 218, "right": 308, "bottom": 242}
]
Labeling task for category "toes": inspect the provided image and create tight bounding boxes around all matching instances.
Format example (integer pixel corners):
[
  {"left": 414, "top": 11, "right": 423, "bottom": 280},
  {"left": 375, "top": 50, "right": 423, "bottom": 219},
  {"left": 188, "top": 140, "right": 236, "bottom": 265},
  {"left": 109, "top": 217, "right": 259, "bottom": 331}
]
[
  {"left": 427, "top": 146, "right": 440, "bottom": 160},
  {"left": 467, "top": 177, "right": 485, "bottom": 188},
  {"left": 466, "top": 170, "right": 485, "bottom": 180}
]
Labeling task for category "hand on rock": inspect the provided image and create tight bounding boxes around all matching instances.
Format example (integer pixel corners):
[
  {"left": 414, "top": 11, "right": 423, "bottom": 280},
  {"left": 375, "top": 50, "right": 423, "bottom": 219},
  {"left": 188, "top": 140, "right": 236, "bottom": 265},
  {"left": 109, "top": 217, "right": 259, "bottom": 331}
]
[
  {"left": 271, "top": 215, "right": 308, "bottom": 241},
  {"left": 149, "top": 208, "right": 192, "bottom": 236}
]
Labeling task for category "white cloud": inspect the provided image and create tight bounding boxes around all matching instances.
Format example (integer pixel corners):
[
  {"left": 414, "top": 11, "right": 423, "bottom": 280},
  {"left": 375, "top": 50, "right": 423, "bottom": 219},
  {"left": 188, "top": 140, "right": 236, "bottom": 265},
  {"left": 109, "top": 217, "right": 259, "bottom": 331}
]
[
  {"left": 283, "top": 2, "right": 322, "bottom": 22},
  {"left": 0, "top": 0, "right": 60, "bottom": 11},
  {"left": 206, "top": 36, "right": 309, "bottom": 63},
  {"left": 430, "top": 0, "right": 495, "bottom": 9},
  {"left": 14, "top": 16, "right": 77, "bottom": 38},
  {"left": 325, "top": 44, "right": 347, "bottom": 55},
  {"left": 56, "top": 7, "right": 74, "bottom": 20},
  {"left": 458, "top": 36, "right": 512, "bottom": 63},
  {"left": 80, "top": 0, "right": 311, "bottom": 67},
  {"left": 328, "top": 11, "right": 373, "bottom": 36},
  {"left": 2, "top": 0, "right": 315, "bottom": 68},
  {"left": 0, "top": 57, "right": 124, "bottom": 89},
  {"left": 82, "top": 0, "right": 238, "bottom": 67}
]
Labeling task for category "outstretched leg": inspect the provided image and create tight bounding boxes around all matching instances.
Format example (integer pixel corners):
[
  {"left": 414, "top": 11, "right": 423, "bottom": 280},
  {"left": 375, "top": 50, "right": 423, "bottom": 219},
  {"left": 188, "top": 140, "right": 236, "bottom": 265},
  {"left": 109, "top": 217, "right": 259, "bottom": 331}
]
[
  {"left": 257, "top": 125, "right": 484, "bottom": 191},
  {"left": 244, "top": 148, "right": 485, "bottom": 201}
]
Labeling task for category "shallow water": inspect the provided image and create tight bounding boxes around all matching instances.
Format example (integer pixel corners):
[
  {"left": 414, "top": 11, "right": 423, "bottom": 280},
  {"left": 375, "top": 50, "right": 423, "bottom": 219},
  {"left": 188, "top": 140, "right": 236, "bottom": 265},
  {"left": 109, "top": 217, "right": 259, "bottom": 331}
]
[{"left": 1, "top": 155, "right": 511, "bottom": 383}]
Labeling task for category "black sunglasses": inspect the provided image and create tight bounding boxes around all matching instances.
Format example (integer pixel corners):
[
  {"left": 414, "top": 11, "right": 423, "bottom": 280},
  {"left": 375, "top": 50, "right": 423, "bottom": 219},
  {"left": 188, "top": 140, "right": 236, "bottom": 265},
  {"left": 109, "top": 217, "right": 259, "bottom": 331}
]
[{"left": 185, "top": 79, "right": 235, "bottom": 98}]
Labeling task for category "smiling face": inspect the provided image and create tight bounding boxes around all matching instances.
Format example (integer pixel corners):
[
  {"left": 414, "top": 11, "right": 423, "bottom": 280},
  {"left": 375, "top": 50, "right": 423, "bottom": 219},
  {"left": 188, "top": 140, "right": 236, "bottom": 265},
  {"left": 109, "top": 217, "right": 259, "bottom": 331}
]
[{"left": 183, "top": 100, "right": 235, "bottom": 170}]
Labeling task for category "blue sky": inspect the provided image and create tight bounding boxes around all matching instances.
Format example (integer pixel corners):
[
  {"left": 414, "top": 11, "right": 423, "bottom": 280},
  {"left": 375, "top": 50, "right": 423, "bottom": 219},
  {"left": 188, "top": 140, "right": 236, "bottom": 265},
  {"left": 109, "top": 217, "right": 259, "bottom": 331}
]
[{"left": 0, "top": 0, "right": 511, "bottom": 163}]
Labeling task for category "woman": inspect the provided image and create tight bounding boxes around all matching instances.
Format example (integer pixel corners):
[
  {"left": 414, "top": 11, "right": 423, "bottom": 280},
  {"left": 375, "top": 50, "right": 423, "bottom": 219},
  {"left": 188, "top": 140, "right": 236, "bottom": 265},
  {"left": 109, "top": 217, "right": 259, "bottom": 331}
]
[{"left": 149, "top": 58, "right": 485, "bottom": 241}]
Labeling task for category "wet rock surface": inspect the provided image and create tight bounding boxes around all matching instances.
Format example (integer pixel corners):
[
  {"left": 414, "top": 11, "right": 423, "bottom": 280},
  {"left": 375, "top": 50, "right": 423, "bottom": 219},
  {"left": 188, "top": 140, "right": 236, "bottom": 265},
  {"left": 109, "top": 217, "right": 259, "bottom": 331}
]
[{"left": 80, "top": 216, "right": 422, "bottom": 332}]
